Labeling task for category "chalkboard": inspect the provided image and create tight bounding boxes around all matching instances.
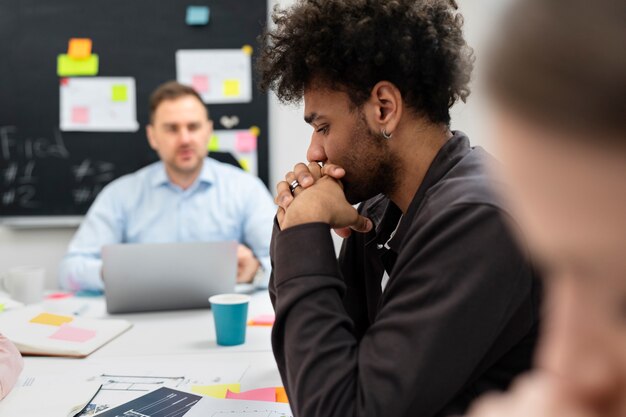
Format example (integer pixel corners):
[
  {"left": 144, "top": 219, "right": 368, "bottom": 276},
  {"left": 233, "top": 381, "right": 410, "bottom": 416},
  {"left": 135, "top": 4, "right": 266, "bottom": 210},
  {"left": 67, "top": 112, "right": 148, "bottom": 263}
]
[{"left": 0, "top": 0, "right": 269, "bottom": 220}]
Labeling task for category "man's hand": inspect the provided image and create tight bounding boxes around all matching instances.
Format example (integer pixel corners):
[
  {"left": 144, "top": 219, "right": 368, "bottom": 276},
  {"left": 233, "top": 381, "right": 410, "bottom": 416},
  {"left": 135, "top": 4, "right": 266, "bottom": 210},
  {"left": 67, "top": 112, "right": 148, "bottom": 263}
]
[
  {"left": 280, "top": 175, "right": 372, "bottom": 233},
  {"left": 236, "top": 244, "right": 260, "bottom": 284},
  {"left": 276, "top": 162, "right": 362, "bottom": 237},
  {"left": 467, "top": 373, "right": 597, "bottom": 417}
]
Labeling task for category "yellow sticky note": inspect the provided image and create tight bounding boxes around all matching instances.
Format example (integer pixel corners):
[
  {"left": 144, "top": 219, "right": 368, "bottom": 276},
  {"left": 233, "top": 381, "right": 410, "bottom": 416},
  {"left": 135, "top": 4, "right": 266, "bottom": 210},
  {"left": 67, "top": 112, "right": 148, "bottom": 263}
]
[
  {"left": 249, "top": 126, "right": 261, "bottom": 138},
  {"left": 223, "top": 79, "right": 240, "bottom": 97},
  {"left": 0, "top": 304, "right": 5, "bottom": 313},
  {"left": 239, "top": 158, "right": 250, "bottom": 172},
  {"left": 276, "top": 387, "right": 288, "bottom": 403},
  {"left": 111, "top": 84, "right": 128, "bottom": 102},
  {"left": 57, "top": 54, "right": 99, "bottom": 76},
  {"left": 30, "top": 313, "right": 74, "bottom": 326},
  {"left": 208, "top": 134, "right": 220, "bottom": 151},
  {"left": 241, "top": 45, "right": 253, "bottom": 56},
  {"left": 68, "top": 38, "right": 93, "bottom": 59},
  {"left": 191, "top": 383, "right": 240, "bottom": 398}
]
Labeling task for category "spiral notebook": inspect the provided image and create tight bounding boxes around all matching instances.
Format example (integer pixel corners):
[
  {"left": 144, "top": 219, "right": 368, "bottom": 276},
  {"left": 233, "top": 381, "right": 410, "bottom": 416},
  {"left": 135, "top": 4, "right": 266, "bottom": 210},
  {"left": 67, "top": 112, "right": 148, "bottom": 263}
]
[{"left": 0, "top": 306, "right": 132, "bottom": 358}]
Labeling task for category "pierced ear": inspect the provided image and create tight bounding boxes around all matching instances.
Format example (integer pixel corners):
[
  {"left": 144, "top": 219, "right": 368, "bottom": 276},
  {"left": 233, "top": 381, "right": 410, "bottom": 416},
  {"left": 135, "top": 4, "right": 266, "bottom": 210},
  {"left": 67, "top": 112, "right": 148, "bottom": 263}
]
[{"left": 370, "top": 81, "right": 402, "bottom": 135}]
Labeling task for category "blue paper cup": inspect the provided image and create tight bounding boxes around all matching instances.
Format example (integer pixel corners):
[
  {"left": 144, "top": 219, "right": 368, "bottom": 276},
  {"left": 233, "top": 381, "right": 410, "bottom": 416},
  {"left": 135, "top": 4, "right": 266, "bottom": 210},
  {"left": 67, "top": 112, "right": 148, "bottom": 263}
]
[{"left": 209, "top": 294, "right": 251, "bottom": 346}]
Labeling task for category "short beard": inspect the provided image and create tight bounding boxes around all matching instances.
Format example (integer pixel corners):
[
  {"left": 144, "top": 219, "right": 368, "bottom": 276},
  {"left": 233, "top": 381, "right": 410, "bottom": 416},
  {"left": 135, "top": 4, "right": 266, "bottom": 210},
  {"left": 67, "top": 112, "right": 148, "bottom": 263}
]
[{"left": 342, "top": 112, "right": 399, "bottom": 204}]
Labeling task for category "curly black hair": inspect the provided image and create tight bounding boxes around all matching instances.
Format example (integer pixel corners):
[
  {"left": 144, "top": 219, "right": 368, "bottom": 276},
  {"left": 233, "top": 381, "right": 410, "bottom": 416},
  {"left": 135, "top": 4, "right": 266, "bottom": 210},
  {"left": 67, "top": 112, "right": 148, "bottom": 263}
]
[{"left": 258, "top": 0, "right": 474, "bottom": 125}]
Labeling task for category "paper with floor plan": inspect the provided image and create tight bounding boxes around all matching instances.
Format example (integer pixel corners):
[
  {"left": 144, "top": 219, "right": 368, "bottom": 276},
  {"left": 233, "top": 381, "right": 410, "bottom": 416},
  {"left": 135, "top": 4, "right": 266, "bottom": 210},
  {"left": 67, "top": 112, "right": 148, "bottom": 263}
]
[{"left": 184, "top": 395, "right": 293, "bottom": 417}]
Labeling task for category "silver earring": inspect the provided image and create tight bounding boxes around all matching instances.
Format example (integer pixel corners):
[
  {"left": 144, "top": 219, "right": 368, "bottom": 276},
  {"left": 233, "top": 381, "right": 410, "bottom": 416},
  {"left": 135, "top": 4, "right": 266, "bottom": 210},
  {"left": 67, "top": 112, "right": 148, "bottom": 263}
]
[{"left": 381, "top": 128, "right": 392, "bottom": 139}]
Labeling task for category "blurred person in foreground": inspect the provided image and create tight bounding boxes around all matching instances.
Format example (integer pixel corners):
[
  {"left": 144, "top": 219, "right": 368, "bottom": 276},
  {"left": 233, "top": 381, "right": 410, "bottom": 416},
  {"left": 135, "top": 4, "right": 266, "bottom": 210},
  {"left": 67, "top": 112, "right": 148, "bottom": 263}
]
[{"left": 467, "top": 0, "right": 626, "bottom": 416}]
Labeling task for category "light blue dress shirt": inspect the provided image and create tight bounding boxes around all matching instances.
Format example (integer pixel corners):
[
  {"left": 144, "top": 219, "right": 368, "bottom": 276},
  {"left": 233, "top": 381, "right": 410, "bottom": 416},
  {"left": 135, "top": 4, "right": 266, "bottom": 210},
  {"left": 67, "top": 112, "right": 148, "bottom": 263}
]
[{"left": 59, "top": 158, "right": 276, "bottom": 291}]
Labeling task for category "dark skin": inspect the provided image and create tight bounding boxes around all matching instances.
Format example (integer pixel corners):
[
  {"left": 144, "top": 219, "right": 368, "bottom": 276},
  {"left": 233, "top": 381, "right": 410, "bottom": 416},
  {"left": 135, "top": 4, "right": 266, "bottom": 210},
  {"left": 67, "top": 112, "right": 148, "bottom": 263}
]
[{"left": 275, "top": 81, "right": 451, "bottom": 235}]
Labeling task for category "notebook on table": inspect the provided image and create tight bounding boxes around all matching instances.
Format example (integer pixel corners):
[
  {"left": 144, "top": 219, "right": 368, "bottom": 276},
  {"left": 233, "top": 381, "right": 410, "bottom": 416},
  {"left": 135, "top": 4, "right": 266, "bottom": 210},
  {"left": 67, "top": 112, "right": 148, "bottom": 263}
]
[
  {"left": 102, "top": 241, "right": 237, "bottom": 314},
  {"left": 0, "top": 306, "right": 132, "bottom": 358}
]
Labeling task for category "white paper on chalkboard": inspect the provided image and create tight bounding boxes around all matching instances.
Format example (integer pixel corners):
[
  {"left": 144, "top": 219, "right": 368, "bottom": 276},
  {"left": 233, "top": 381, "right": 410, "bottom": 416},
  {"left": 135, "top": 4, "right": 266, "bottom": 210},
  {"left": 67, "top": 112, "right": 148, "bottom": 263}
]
[
  {"left": 60, "top": 77, "right": 139, "bottom": 132},
  {"left": 176, "top": 49, "right": 252, "bottom": 104},
  {"left": 210, "top": 129, "right": 258, "bottom": 175}
]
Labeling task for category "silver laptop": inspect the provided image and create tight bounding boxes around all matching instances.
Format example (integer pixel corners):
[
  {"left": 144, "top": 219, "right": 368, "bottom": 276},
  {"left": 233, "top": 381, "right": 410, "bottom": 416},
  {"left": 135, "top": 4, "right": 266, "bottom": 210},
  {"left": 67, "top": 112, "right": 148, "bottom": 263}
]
[{"left": 102, "top": 241, "right": 237, "bottom": 314}]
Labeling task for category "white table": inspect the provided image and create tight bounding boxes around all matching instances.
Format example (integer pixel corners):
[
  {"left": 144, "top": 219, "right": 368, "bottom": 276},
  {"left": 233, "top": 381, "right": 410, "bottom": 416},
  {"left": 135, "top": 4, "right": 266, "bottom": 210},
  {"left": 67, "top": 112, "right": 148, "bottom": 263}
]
[{"left": 20, "top": 290, "right": 283, "bottom": 411}]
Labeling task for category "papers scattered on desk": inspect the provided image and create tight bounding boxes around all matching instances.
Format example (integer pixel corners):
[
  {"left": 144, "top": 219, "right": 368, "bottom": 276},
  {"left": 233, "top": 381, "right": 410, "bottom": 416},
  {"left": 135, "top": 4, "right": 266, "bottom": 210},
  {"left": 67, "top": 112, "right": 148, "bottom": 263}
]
[
  {"left": 185, "top": 394, "right": 293, "bottom": 417},
  {"left": 0, "top": 306, "right": 132, "bottom": 357},
  {"left": 91, "top": 387, "right": 293, "bottom": 417},
  {"left": 0, "top": 375, "right": 101, "bottom": 417},
  {"left": 93, "top": 387, "right": 201, "bottom": 417}
]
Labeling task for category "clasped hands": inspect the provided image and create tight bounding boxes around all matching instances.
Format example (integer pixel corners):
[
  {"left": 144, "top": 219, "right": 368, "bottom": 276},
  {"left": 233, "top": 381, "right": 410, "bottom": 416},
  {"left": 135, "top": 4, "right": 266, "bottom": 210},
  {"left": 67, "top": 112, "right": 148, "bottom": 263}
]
[{"left": 275, "top": 162, "right": 373, "bottom": 237}]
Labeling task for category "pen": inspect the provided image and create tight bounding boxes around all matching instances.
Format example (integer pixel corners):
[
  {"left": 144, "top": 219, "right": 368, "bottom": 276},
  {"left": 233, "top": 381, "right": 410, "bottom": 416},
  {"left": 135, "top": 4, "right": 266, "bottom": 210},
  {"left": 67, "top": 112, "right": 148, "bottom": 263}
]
[{"left": 72, "top": 304, "right": 89, "bottom": 316}]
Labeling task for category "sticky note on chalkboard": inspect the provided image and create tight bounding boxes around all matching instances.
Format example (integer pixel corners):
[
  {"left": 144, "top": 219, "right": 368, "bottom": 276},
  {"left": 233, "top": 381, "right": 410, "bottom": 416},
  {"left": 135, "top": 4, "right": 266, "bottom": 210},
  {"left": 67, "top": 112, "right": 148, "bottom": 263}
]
[
  {"left": 186, "top": 6, "right": 210, "bottom": 25},
  {"left": 49, "top": 324, "right": 96, "bottom": 343},
  {"left": 57, "top": 54, "right": 99, "bottom": 76},
  {"left": 223, "top": 79, "right": 240, "bottom": 97},
  {"left": 239, "top": 158, "right": 250, "bottom": 172},
  {"left": 192, "top": 75, "right": 209, "bottom": 93},
  {"left": 235, "top": 131, "right": 257, "bottom": 153},
  {"left": 111, "top": 84, "right": 128, "bottom": 102},
  {"left": 71, "top": 107, "right": 90, "bottom": 124},
  {"left": 208, "top": 134, "right": 220, "bottom": 151},
  {"left": 68, "top": 38, "right": 92, "bottom": 59}
]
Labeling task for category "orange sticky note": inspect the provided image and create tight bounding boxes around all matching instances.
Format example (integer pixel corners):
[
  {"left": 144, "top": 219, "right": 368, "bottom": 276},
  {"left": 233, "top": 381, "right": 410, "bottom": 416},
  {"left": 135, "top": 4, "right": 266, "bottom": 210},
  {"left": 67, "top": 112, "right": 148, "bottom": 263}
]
[
  {"left": 30, "top": 313, "right": 74, "bottom": 326},
  {"left": 226, "top": 388, "right": 276, "bottom": 402},
  {"left": 248, "top": 314, "right": 275, "bottom": 326},
  {"left": 68, "top": 38, "right": 92, "bottom": 59},
  {"left": 276, "top": 387, "right": 288, "bottom": 403}
]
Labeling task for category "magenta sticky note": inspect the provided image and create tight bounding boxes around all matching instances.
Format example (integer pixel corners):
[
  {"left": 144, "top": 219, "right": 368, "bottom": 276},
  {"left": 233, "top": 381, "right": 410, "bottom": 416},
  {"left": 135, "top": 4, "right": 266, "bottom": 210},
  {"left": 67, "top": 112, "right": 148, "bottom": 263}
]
[
  {"left": 226, "top": 387, "right": 276, "bottom": 402},
  {"left": 192, "top": 75, "right": 209, "bottom": 93},
  {"left": 235, "top": 131, "right": 257, "bottom": 153},
  {"left": 71, "top": 107, "right": 89, "bottom": 124},
  {"left": 49, "top": 324, "right": 96, "bottom": 343}
]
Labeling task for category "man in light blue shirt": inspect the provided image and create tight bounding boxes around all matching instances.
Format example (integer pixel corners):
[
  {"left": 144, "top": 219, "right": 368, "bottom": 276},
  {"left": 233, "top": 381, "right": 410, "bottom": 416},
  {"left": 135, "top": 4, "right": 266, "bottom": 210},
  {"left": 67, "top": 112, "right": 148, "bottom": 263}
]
[{"left": 59, "top": 81, "right": 275, "bottom": 291}]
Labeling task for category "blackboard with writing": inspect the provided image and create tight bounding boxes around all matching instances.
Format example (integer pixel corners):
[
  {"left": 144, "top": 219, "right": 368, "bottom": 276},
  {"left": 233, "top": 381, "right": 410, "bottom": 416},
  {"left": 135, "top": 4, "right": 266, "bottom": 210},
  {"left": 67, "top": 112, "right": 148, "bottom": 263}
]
[{"left": 0, "top": 0, "right": 269, "bottom": 221}]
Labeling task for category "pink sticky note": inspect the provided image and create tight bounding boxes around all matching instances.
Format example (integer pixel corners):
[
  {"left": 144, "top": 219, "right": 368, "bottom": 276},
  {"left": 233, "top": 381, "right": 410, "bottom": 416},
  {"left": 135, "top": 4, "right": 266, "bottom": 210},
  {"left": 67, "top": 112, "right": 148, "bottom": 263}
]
[
  {"left": 49, "top": 324, "right": 96, "bottom": 343},
  {"left": 235, "top": 131, "right": 257, "bottom": 153},
  {"left": 226, "top": 388, "right": 276, "bottom": 402},
  {"left": 192, "top": 75, "right": 209, "bottom": 93},
  {"left": 71, "top": 107, "right": 89, "bottom": 124}
]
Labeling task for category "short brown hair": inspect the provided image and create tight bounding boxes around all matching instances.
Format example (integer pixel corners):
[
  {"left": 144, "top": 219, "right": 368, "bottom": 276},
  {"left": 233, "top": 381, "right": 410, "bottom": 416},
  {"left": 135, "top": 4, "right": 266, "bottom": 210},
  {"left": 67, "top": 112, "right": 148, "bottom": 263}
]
[
  {"left": 148, "top": 81, "right": 208, "bottom": 123},
  {"left": 487, "top": 0, "right": 625, "bottom": 137}
]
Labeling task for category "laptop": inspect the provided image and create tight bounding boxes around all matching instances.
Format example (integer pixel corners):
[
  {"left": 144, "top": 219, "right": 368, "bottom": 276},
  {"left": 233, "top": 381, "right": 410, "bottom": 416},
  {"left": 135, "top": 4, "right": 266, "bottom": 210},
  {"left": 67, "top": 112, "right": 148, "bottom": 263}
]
[{"left": 102, "top": 241, "right": 237, "bottom": 314}]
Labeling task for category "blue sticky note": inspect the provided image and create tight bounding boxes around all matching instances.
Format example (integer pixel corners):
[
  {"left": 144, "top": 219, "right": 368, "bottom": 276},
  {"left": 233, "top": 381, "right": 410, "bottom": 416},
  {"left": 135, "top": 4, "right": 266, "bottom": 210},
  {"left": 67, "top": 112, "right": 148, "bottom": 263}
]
[{"left": 186, "top": 6, "right": 210, "bottom": 26}]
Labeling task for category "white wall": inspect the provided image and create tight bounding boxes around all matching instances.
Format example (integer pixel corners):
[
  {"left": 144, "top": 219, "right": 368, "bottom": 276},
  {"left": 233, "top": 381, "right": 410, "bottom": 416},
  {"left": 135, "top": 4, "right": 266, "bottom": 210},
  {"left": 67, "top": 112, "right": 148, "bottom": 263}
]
[{"left": 0, "top": 0, "right": 509, "bottom": 289}]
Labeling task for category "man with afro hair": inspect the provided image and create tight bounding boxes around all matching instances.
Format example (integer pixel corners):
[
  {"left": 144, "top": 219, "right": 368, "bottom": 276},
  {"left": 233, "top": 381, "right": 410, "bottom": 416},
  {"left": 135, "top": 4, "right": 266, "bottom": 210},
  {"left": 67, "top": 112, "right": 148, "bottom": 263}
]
[{"left": 259, "top": 1, "right": 541, "bottom": 416}]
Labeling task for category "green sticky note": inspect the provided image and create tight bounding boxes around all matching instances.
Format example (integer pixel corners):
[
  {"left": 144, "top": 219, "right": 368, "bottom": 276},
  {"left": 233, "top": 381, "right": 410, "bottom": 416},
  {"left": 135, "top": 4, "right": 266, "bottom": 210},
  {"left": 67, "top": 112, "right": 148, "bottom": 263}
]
[
  {"left": 111, "top": 84, "right": 128, "bottom": 102},
  {"left": 57, "top": 54, "right": 99, "bottom": 76},
  {"left": 239, "top": 158, "right": 250, "bottom": 172},
  {"left": 208, "top": 134, "right": 220, "bottom": 151},
  {"left": 0, "top": 304, "right": 4, "bottom": 313}
]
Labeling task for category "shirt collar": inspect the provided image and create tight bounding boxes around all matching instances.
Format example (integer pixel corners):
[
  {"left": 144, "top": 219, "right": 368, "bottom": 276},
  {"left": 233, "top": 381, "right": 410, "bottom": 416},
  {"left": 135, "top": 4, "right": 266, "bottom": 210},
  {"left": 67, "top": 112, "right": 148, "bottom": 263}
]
[
  {"left": 366, "top": 131, "right": 472, "bottom": 252},
  {"left": 150, "top": 158, "right": 215, "bottom": 189}
]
